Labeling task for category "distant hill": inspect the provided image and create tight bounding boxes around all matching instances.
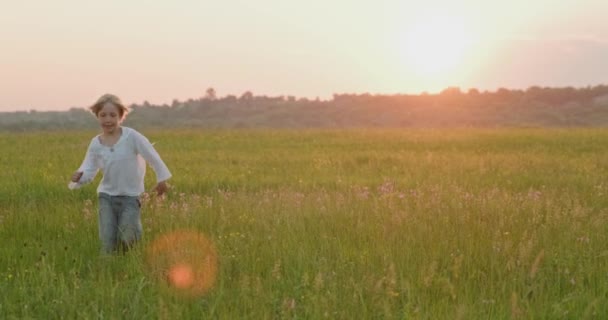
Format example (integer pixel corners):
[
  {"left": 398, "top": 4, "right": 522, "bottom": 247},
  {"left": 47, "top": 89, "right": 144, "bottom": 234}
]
[{"left": 3, "top": 85, "right": 608, "bottom": 131}]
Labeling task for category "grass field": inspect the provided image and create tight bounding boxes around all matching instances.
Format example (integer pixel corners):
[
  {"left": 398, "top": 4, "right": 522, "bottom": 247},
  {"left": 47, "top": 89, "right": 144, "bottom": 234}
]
[{"left": 1, "top": 128, "right": 607, "bottom": 319}]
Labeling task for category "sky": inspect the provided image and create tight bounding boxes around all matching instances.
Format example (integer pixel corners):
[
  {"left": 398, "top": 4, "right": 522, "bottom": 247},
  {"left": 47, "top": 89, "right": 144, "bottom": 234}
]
[{"left": 1, "top": 0, "right": 607, "bottom": 111}]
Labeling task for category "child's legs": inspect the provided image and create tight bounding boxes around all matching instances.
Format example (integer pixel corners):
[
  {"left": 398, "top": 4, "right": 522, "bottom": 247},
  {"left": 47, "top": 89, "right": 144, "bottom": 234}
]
[
  {"left": 98, "top": 193, "right": 118, "bottom": 254},
  {"left": 116, "top": 196, "right": 143, "bottom": 249}
]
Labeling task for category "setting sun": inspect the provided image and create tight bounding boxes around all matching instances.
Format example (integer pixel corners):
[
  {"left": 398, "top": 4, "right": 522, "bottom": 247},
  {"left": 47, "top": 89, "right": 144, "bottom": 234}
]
[
  {"left": 398, "top": 11, "right": 474, "bottom": 79},
  {"left": 1, "top": 0, "right": 606, "bottom": 109}
]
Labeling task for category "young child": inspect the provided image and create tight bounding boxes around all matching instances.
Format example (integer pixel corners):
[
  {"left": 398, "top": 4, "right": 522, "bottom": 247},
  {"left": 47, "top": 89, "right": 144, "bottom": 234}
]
[{"left": 70, "top": 94, "right": 172, "bottom": 254}]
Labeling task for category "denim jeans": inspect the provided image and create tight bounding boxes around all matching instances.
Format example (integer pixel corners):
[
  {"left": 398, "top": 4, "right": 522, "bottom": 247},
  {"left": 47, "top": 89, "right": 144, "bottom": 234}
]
[{"left": 98, "top": 192, "right": 143, "bottom": 254}]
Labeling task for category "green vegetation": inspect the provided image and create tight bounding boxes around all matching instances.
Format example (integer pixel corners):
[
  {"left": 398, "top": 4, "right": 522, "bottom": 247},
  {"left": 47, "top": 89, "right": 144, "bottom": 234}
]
[
  {"left": 3, "top": 85, "right": 608, "bottom": 130},
  {"left": 1, "top": 129, "right": 607, "bottom": 318}
]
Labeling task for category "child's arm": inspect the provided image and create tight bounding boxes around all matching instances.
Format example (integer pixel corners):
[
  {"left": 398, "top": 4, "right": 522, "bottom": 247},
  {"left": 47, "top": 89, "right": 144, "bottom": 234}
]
[
  {"left": 133, "top": 131, "right": 172, "bottom": 194},
  {"left": 68, "top": 140, "right": 100, "bottom": 190}
]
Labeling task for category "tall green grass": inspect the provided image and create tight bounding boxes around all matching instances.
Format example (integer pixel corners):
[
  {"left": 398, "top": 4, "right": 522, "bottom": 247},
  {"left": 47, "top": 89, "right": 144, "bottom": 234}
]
[{"left": 1, "top": 129, "right": 607, "bottom": 318}]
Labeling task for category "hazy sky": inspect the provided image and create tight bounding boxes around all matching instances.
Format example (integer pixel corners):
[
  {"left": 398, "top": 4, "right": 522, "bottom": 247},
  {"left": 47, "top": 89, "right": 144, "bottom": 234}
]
[{"left": 1, "top": 0, "right": 607, "bottom": 111}]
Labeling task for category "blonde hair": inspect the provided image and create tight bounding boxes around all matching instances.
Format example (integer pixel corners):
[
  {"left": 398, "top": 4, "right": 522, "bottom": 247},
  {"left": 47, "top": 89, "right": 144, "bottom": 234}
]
[{"left": 89, "top": 94, "right": 129, "bottom": 119}]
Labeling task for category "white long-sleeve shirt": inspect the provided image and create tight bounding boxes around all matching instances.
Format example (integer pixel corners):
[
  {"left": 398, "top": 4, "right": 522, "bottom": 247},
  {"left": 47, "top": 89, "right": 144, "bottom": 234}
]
[{"left": 69, "top": 127, "right": 172, "bottom": 196}]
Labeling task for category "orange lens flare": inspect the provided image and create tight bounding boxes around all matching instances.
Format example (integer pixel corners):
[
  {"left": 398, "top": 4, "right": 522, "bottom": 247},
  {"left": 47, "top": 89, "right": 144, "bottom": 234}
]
[
  {"left": 168, "top": 263, "right": 194, "bottom": 289},
  {"left": 146, "top": 230, "right": 218, "bottom": 296}
]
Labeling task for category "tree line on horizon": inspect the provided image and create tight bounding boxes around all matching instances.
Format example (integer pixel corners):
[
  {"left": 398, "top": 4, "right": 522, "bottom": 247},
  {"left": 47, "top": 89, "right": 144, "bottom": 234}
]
[{"left": 2, "top": 85, "right": 608, "bottom": 131}]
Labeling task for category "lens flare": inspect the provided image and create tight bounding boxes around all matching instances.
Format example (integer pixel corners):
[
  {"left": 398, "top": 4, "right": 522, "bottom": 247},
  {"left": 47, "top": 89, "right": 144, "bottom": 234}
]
[
  {"left": 168, "top": 263, "right": 194, "bottom": 289},
  {"left": 146, "top": 230, "right": 218, "bottom": 296}
]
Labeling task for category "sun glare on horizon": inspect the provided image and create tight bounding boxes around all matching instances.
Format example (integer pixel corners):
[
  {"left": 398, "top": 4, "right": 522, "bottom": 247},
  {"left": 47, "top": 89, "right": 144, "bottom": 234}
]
[{"left": 397, "top": 10, "right": 474, "bottom": 83}]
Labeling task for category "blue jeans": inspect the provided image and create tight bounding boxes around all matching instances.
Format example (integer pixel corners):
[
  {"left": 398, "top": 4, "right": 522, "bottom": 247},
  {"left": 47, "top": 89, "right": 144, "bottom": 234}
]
[{"left": 98, "top": 192, "right": 143, "bottom": 254}]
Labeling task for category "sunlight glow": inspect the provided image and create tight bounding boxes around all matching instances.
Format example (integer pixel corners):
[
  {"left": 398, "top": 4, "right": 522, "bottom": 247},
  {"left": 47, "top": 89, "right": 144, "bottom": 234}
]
[{"left": 399, "top": 11, "right": 474, "bottom": 78}]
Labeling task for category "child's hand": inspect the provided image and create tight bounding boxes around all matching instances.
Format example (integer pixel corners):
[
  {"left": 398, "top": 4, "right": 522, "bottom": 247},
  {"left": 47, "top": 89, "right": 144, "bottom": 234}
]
[
  {"left": 71, "top": 171, "right": 83, "bottom": 183},
  {"left": 154, "top": 181, "right": 169, "bottom": 196}
]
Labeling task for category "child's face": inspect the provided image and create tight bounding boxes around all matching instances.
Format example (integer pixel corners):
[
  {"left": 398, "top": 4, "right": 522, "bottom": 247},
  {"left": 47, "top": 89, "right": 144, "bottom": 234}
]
[{"left": 97, "top": 102, "right": 123, "bottom": 134}]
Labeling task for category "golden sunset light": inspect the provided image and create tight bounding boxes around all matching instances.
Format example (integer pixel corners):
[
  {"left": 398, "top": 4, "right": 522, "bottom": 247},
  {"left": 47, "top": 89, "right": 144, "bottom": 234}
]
[
  {"left": 399, "top": 10, "right": 473, "bottom": 78},
  {"left": 3, "top": 1, "right": 608, "bottom": 318},
  {"left": 0, "top": 0, "right": 606, "bottom": 109}
]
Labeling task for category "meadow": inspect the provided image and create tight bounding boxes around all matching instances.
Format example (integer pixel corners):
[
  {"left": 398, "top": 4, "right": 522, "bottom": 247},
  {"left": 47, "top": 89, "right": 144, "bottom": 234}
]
[{"left": 1, "top": 128, "right": 607, "bottom": 319}]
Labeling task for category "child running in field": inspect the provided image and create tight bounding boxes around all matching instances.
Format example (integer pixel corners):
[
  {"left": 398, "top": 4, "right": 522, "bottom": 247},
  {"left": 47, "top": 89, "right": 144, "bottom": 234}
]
[{"left": 70, "top": 94, "right": 172, "bottom": 254}]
